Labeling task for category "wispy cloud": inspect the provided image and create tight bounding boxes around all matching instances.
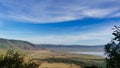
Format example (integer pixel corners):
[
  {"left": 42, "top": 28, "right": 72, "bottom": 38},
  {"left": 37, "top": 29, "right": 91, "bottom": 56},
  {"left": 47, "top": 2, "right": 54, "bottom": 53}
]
[
  {"left": 82, "top": 8, "right": 118, "bottom": 18},
  {"left": 0, "top": 20, "right": 119, "bottom": 45},
  {"left": 0, "top": 0, "right": 120, "bottom": 45},
  {"left": 18, "top": 29, "right": 112, "bottom": 45},
  {"left": 0, "top": 0, "right": 119, "bottom": 23}
]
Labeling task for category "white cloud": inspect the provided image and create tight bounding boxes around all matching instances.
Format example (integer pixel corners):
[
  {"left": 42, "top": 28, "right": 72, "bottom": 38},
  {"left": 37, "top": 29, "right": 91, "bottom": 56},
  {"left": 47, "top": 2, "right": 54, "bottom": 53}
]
[
  {"left": 113, "top": 13, "right": 120, "bottom": 17},
  {"left": 0, "top": 0, "right": 119, "bottom": 23},
  {"left": 0, "top": 21, "right": 118, "bottom": 45},
  {"left": 82, "top": 8, "right": 118, "bottom": 17},
  {"left": 18, "top": 30, "right": 112, "bottom": 45}
]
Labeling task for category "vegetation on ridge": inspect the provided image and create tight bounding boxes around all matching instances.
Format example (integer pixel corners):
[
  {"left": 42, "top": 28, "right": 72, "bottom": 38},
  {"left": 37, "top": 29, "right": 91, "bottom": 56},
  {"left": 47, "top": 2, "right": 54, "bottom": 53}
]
[{"left": 0, "top": 38, "right": 38, "bottom": 50}]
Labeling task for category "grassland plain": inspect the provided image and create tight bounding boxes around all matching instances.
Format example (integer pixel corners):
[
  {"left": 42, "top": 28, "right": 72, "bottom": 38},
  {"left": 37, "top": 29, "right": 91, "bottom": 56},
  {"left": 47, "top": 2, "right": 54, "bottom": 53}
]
[
  {"left": 0, "top": 49, "right": 105, "bottom": 68},
  {"left": 28, "top": 50, "right": 106, "bottom": 68},
  {"left": 0, "top": 38, "right": 105, "bottom": 68}
]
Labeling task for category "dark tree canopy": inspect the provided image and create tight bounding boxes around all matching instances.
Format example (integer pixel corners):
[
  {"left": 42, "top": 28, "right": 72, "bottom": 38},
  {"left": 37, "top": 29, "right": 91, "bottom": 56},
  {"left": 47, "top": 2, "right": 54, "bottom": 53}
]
[{"left": 105, "top": 26, "right": 120, "bottom": 68}]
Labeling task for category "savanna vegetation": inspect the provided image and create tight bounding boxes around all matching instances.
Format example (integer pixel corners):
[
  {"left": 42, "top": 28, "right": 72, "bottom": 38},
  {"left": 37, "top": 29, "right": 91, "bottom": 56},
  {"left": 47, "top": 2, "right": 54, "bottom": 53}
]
[
  {"left": 39, "top": 58, "right": 103, "bottom": 68},
  {"left": 0, "top": 50, "right": 40, "bottom": 68},
  {"left": 0, "top": 49, "right": 104, "bottom": 68}
]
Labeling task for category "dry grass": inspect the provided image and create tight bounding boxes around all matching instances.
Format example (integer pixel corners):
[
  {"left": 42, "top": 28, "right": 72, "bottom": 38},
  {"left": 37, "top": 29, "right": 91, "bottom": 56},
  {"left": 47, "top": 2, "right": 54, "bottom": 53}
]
[
  {"left": 28, "top": 50, "right": 103, "bottom": 60},
  {"left": 39, "top": 63, "right": 80, "bottom": 68},
  {"left": 26, "top": 50, "right": 104, "bottom": 68},
  {"left": 0, "top": 49, "right": 104, "bottom": 68}
]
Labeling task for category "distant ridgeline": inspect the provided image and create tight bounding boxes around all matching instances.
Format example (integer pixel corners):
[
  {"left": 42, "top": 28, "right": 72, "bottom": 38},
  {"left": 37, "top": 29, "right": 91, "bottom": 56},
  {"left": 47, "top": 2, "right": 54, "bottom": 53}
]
[
  {"left": 0, "top": 38, "right": 39, "bottom": 50},
  {"left": 37, "top": 44, "right": 104, "bottom": 48},
  {"left": 37, "top": 44, "right": 104, "bottom": 52}
]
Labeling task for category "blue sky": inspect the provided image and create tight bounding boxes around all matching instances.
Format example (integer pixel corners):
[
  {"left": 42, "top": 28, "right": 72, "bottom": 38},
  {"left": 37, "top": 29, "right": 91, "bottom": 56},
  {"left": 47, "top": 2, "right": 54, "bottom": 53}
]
[{"left": 0, "top": 0, "right": 120, "bottom": 45}]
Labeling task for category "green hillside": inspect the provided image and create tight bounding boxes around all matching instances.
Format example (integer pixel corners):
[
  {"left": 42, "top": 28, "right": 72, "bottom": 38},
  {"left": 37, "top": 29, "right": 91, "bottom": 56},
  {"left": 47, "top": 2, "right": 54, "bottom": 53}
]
[{"left": 0, "top": 38, "right": 38, "bottom": 50}]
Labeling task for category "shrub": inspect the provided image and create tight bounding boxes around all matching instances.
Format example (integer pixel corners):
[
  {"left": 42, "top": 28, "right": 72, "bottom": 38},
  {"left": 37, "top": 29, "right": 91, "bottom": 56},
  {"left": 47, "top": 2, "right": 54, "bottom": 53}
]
[
  {"left": 0, "top": 50, "right": 39, "bottom": 68},
  {"left": 84, "top": 65, "right": 98, "bottom": 68}
]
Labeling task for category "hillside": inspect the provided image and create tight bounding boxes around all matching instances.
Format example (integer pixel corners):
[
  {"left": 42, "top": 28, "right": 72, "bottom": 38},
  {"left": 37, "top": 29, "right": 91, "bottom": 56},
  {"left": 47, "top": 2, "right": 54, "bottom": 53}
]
[{"left": 0, "top": 38, "right": 39, "bottom": 50}]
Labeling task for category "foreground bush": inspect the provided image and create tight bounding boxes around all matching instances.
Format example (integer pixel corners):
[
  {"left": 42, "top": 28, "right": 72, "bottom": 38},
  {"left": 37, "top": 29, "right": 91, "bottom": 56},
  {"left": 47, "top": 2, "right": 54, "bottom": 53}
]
[
  {"left": 0, "top": 50, "right": 39, "bottom": 68},
  {"left": 84, "top": 65, "right": 98, "bottom": 68}
]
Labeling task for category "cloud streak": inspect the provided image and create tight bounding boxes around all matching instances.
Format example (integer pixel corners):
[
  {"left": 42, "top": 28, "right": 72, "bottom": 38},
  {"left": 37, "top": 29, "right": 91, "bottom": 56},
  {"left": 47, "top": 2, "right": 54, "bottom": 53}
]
[
  {"left": 0, "top": 0, "right": 120, "bottom": 23},
  {"left": 18, "top": 29, "right": 112, "bottom": 45}
]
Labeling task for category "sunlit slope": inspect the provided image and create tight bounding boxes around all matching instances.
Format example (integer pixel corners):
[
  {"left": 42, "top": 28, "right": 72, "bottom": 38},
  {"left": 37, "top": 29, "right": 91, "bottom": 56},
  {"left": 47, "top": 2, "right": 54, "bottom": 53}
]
[{"left": 0, "top": 38, "right": 38, "bottom": 50}]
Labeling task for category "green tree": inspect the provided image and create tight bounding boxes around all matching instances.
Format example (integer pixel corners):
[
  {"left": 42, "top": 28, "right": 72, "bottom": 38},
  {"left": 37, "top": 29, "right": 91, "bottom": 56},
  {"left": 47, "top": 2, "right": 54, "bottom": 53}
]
[
  {"left": 105, "top": 26, "right": 120, "bottom": 68},
  {"left": 0, "top": 50, "right": 39, "bottom": 68}
]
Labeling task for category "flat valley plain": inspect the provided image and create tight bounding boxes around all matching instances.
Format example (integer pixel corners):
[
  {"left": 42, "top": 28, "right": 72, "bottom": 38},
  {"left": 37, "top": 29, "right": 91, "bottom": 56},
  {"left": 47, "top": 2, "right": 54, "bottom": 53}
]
[{"left": 27, "top": 49, "right": 105, "bottom": 68}]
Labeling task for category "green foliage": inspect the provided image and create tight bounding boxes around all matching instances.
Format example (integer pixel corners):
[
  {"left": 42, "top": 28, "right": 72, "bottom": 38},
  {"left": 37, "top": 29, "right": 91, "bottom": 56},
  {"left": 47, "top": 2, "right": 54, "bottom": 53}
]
[
  {"left": 105, "top": 26, "right": 120, "bottom": 68},
  {"left": 0, "top": 50, "right": 39, "bottom": 68},
  {"left": 84, "top": 65, "right": 98, "bottom": 68}
]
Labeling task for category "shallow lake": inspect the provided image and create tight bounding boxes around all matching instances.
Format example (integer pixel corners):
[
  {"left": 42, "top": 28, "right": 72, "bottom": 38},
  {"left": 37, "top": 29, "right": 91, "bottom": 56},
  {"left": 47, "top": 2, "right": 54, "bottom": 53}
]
[{"left": 70, "top": 52, "right": 105, "bottom": 56}]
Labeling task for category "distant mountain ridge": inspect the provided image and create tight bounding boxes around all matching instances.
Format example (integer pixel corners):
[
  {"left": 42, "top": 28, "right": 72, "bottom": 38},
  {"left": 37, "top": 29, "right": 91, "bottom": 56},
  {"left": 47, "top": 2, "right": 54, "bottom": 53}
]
[
  {"left": 37, "top": 44, "right": 104, "bottom": 52},
  {"left": 37, "top": 44, "right": 104, "bottom": 48},
  {"left": 0, "top": 38, "right": 39, "bottom": 50},
  {"left": 0, "top": 38, "right": 104, "bottom": 51}
]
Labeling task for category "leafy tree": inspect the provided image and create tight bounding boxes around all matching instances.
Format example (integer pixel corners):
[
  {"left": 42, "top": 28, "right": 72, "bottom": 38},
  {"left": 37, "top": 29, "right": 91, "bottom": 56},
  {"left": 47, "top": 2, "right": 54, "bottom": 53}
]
[
  {"left": 105, "top": 26, "right": 120, "bottom": 68},
  {"left": 0, "top": 50, "right": 40, "bottom": 68}
]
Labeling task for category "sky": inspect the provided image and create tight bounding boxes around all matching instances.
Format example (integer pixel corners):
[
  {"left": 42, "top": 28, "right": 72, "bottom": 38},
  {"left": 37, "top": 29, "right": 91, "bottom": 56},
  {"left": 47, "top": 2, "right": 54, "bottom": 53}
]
[{"left": 0, "top": 0, "right": 120, "bottom": 45}]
